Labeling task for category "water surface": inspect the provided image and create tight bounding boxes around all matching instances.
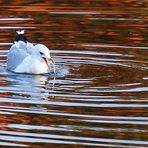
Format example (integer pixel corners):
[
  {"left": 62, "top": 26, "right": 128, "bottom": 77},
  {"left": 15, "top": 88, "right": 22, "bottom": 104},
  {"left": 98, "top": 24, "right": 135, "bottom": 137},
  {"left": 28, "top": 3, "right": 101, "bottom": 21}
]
[{"left": 0, "top": 0, "right": 148, "bottom": 147}]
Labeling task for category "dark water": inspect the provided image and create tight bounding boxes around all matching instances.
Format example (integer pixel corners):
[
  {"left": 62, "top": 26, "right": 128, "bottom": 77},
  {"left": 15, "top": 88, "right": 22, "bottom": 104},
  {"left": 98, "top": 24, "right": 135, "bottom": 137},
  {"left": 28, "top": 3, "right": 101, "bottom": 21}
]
[{"left": 0, "top": 1, "right": 148, "bottom": 147}]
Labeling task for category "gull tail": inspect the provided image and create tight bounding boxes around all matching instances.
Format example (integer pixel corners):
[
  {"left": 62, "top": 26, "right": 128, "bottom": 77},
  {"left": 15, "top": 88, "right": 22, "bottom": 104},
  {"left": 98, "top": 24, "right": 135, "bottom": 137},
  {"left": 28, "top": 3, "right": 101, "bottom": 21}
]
[
  {"left": 15, "top": 30, "right": 29, "bottom": 43},
  {"left": 16, "top": 30, "right": 25, "bottom": 35}
]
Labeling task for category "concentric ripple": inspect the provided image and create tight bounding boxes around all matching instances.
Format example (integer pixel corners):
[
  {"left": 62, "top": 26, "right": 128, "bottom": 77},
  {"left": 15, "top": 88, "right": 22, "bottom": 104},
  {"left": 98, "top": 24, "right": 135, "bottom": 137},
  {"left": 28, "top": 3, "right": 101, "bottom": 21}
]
[
  {"left": 0, "top": 43, "right": 147, "bottom": 147},
  {"left": 0, "top": 0, "right": 148, "bottom": 148}
]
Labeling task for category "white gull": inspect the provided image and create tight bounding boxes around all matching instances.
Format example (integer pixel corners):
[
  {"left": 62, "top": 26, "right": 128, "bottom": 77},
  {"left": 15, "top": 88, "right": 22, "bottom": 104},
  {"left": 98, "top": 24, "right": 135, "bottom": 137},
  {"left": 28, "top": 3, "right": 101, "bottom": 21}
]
[{"left": 7, "top": 30, "right": 55, "bottom": 74}]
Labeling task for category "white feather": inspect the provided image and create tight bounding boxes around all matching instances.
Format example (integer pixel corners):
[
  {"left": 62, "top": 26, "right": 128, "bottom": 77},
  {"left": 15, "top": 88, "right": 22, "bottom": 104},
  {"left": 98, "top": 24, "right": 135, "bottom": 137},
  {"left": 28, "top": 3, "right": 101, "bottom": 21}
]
[
  {"left": 7, "top": 31, "right": 55, "bottom": 74},
  {"left": 16, "top": 30, "right": 24, "bottom": 35}
]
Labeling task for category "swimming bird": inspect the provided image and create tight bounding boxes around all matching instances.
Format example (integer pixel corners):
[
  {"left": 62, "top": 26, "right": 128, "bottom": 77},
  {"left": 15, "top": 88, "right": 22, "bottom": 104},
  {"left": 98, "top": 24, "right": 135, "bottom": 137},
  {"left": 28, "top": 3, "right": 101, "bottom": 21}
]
[{"left": 7, "top": 30, "right": 55, "bottom": 74}]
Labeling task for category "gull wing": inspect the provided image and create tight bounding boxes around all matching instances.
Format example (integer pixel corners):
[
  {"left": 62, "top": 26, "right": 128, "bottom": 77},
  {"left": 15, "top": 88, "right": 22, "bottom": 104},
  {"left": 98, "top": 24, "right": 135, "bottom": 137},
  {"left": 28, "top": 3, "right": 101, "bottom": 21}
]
[{"left": 7, "top": 41, "right": 29, "bottom": 71}]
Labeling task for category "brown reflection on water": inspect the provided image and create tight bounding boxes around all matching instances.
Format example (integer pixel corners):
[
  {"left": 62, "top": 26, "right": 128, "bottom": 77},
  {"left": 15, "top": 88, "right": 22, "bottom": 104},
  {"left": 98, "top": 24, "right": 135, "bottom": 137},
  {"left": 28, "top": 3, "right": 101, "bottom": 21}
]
[
  {"left": 0, "top": 0, "right": 147, "bottom": 48},
  {"left": 0, "top": 0, "right": 147, "bottom": 147}
]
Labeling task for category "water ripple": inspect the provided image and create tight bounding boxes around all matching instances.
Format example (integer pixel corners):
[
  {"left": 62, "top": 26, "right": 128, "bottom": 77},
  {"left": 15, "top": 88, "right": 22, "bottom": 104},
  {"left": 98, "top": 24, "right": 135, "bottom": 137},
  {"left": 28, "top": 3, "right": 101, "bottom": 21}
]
[
  {"left": 0, "top": 1, "right": 147, "bottom": 148},
  {"left": 0, "top": 130, "right": 148, "bottom": 147}
]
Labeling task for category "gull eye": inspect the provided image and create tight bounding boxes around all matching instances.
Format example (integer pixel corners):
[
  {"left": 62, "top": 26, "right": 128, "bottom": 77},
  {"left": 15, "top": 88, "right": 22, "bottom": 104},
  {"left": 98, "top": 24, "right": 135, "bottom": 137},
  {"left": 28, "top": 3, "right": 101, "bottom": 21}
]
[{"left": 40, "top": 52, "right": 44, "bottom": 55}]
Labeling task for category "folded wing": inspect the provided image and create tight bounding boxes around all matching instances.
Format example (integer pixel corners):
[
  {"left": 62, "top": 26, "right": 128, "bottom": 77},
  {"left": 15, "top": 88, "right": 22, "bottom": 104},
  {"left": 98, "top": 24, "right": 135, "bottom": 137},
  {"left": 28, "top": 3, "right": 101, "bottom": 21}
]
[{"left": 7, "top": 41, "right": 29, "bottom": 71}]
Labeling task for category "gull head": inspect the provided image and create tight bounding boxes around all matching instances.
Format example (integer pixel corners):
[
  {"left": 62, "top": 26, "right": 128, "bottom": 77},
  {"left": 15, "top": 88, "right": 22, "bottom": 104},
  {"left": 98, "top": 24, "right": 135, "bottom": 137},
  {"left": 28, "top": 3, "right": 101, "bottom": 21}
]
[
  {"left": 34, "top": 44, "right": 55, "bottom": 71},
  {"left": 35, "top": 44, "right": 51, "bottom": 59}
]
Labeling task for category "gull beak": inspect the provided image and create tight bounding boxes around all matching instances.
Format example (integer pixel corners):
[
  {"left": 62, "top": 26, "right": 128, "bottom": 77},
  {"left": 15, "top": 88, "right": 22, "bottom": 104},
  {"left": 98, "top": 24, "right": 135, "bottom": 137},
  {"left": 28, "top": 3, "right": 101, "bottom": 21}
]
[
  {"left": 42, "top": 55, "right": 55, "bottom": 73},
  {"left": 42, "top": 57, "right": 51, "bottom": 71},
  {"left": 49, "top": 57, "right": 55, "bottom": 74}
]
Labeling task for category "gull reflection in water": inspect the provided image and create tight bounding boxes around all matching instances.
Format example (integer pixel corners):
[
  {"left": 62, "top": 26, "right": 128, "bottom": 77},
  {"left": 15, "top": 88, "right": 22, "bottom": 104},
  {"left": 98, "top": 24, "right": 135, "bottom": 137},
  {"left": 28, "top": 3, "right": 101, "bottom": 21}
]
[{"left": 6, "top": 72, "right": 56, "bottom": 100}]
